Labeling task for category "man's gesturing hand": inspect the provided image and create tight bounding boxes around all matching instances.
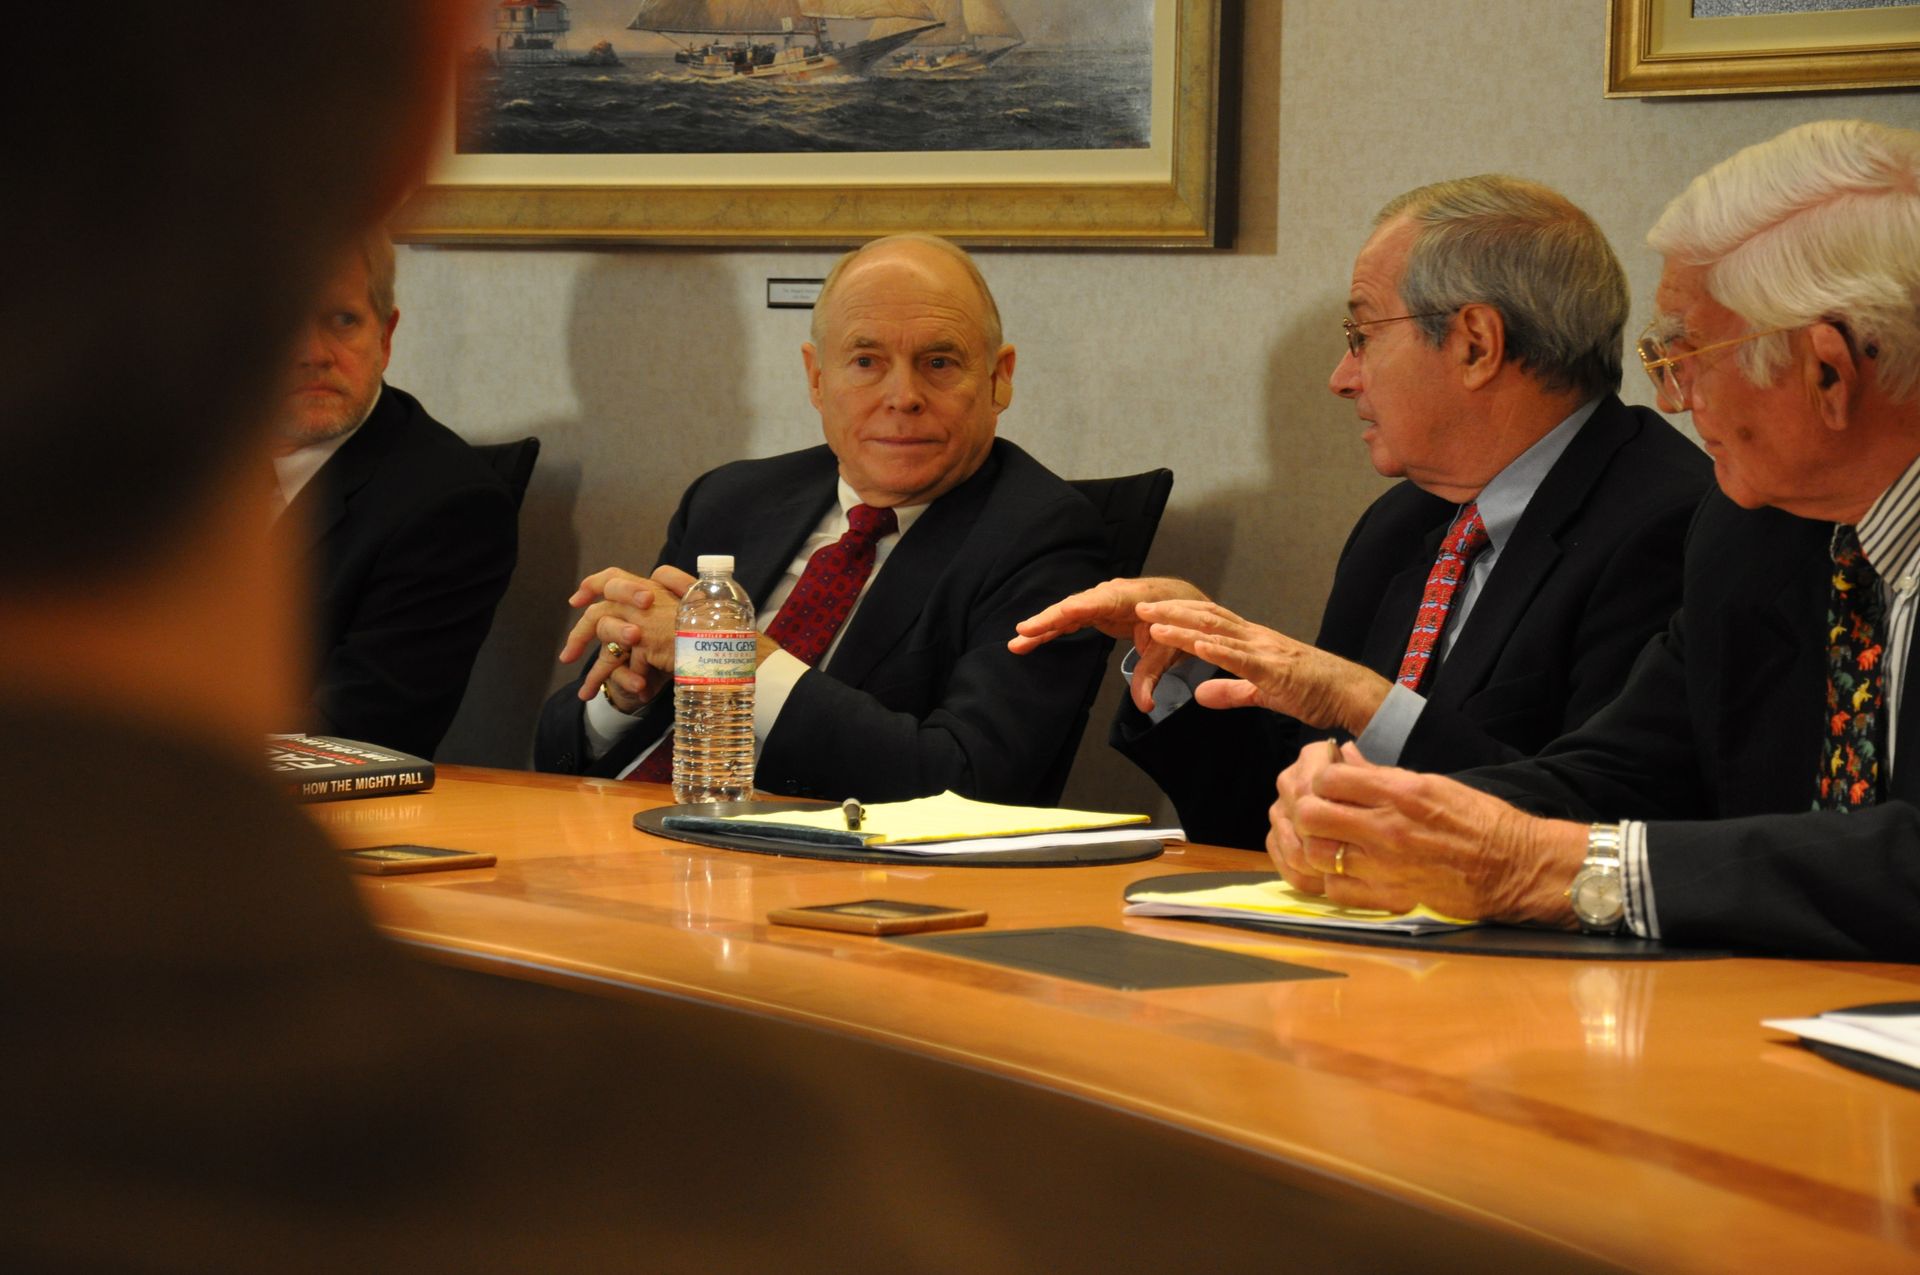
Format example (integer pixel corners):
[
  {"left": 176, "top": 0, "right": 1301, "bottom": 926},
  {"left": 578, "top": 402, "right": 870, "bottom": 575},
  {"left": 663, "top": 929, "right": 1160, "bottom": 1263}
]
[
  {"left": 1134, "top": 599, "right": 1393, "bottom": 736},
  {"left": 1009, "top": 577, "right": 1210, "bottom": 711}
]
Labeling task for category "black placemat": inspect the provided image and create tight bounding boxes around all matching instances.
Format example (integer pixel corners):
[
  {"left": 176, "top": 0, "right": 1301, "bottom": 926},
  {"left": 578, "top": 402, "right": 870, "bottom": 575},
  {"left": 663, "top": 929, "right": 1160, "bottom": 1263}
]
[
  {"left": 891, "top": 925, "right": 1344, "bottom": 990},
  {"left": 1801, "top": 1001, "right": 1920, "bottom": 1093},
  {"left": 1805, "top": 1041, "right": 1920, "bottom": 1094},
  {"left": 635, "top": 802, "right": 1165, "bottom": 868},
  {"left": 1124, "top": 872, "right": 1730, "bottom": 960}
]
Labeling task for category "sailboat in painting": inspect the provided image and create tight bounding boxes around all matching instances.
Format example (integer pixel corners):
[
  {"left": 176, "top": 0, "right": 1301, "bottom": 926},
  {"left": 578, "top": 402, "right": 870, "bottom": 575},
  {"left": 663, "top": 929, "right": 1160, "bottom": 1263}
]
[
  {"left": 879, "top": 0, "right": 1023, "bottom": 76},
  {"left": 629, "top": 0, "right": 943, "bottom": 81}
]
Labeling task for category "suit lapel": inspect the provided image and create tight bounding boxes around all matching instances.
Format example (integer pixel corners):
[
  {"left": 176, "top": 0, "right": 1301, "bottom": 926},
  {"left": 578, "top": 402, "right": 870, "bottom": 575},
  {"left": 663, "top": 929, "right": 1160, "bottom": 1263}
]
[
  {"left": 820, "top": 446, "right": 1000, "bottom": 687},
  {"left": 594, "top": 715, "right": 667, "bottom": 778},
  {"left": 740, "top": 475, "right": 836, "bottom": 608},
  {"left": 280, "top": 384, "right": 399, "bottom": 560},
  {"left": 1364, "top": 551, "right": 1440, "bottom": 679},
  {"left": 1716, "top": 515, "right": 1829, "bottom": 810},
  {"left": 1424, "top": 398, "right": 1633, "bottom": 705},
  {"left": 1424, "top": 531, "right": 1562, "bottom": 705}
]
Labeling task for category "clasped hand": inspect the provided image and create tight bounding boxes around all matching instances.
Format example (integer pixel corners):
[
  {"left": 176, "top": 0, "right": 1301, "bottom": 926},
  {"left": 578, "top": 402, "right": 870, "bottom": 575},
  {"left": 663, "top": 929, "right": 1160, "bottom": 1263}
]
[
  {"left": 559, "top": 564, "right": 696, "bottom": 713},
  {"left": 1267, "top": 740, "right": 1587, "bottom": 927}
]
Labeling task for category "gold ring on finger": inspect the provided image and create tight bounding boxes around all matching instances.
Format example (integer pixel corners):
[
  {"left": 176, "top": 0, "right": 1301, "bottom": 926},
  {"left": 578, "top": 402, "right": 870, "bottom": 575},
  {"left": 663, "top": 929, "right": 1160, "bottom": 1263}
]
[
  {"left": 1333, "top": 844, "right": 1347, "bottom": 876},
  {"left": 604, "top": 640, "right": 629, "bottom": 663}
]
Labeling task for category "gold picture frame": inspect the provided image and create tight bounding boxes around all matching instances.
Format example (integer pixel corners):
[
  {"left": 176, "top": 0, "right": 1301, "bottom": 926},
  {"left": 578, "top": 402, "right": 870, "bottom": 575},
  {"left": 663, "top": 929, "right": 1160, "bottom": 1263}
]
[
  {"left": 1606, "top": 0, "right": 1920, "bottom": 97},
  {"left": 395, "top": 0, "right": 1235, "bottom": 248}
]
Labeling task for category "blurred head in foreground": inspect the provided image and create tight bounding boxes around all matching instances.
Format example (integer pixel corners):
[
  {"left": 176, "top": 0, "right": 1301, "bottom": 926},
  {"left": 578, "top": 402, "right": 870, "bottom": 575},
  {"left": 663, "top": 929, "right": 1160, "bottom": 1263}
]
[{"left": 0, "top": 2, "right": 460, "bottom": 742}]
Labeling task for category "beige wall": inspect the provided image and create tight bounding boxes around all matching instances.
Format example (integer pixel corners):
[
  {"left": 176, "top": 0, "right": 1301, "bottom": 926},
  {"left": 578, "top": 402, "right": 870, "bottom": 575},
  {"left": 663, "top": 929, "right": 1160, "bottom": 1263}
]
[{"left": 396, "top": 0, "right": 1919, "bottom": 814}]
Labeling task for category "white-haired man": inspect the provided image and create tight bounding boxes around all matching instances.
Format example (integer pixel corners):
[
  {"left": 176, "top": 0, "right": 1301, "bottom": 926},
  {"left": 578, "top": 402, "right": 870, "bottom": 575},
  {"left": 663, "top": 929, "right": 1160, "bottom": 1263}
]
[{"left": 1270, "top": 120, "right": 1920, "bottom": 963}]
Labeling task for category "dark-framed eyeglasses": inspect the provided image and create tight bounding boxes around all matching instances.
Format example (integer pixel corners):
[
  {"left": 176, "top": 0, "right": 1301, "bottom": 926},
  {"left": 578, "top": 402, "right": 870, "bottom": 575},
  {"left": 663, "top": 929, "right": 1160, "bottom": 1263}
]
[
  {"left": 1342, "top": 311, "right": 1453, "bottom": 357},
  {"left": 1634, "top": 321, "right": 1790, "bottom": 413}
]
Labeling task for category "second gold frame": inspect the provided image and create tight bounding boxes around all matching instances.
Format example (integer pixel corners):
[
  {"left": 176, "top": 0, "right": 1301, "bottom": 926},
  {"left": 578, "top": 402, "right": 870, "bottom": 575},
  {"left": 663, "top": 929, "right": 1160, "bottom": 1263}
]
[{"left": 1607, "top": 0, "right": 1920, "bottom": 97}]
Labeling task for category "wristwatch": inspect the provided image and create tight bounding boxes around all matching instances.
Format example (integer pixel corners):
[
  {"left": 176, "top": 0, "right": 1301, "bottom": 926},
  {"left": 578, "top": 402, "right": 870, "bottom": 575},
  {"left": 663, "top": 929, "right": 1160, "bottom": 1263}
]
[{"left": 1568, "top": 823, "right": 1626, "bottom": 935}]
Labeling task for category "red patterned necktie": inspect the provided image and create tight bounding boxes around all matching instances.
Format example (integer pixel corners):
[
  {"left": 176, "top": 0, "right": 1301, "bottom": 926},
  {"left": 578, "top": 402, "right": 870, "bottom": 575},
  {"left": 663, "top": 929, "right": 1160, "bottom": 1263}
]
[
  {"left": 1395, "top": 503, "right": 1490, "bottom": 692},
  {"left": 763, "top": 502, "right": 899, "bottom": 665},
  {"left": 1815, "top": 525, "right": 1886, "bottom": 811},
  {"left": 631, "top": 503, "right": 897, "bottom": 783}
]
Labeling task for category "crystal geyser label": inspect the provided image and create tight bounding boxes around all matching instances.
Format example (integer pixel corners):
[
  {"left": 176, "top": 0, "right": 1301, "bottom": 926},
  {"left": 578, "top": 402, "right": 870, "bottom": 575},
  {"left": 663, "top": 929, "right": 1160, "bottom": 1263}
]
[{"left": 676, "top": 630, "right": 757, "bottom": 685}]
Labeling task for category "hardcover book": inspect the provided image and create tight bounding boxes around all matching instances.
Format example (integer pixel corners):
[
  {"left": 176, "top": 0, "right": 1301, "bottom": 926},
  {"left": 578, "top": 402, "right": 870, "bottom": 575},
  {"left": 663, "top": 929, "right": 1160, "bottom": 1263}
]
[{"left": 266, "top": 734, "right": 435, "bottom": 803}]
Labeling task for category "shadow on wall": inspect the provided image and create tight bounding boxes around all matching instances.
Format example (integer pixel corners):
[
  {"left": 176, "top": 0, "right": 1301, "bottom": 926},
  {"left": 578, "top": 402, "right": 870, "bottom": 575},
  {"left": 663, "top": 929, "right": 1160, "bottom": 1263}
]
[
  {"left": 439, "top": 253, "right": 751, "bottom": 768},
  {"left": 1056, "top": 291, "right": 1384, "bottom": 825}
]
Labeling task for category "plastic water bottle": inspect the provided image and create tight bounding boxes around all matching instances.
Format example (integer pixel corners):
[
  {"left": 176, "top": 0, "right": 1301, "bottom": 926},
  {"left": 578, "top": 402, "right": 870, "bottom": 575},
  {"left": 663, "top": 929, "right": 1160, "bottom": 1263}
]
[{"left": 672, "top": 554, "right": 757, "bottom": 804}]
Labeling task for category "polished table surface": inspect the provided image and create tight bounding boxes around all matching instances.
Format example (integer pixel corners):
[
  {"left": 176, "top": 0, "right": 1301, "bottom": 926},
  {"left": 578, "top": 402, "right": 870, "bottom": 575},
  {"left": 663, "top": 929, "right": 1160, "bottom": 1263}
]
[{"left": 316, "top": 766, "right": 1920, "bottom": 1273}]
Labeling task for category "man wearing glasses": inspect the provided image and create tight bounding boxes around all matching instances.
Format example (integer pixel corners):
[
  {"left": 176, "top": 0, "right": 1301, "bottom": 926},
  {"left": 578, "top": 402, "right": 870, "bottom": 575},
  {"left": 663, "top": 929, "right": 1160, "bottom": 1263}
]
[
  {"left": 1268, "top": 120, "right": 1920, "bottom": 962},
  {"left": 1014, "top": 175, "right": 1709, "bottom": 849}
]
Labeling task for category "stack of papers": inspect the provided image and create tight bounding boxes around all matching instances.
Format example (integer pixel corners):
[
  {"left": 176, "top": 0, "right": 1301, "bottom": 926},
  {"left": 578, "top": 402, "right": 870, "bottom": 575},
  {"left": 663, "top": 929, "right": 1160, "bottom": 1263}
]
[
  {"left": 1125, "top": 877, "right": 1476, "bottom": 936},
  {"left": 662, "top": 790, "right": 1182, "bottom": 857},
  {"left": 1764, "top": 1004, "right": 1920, "bottom": 1074}
]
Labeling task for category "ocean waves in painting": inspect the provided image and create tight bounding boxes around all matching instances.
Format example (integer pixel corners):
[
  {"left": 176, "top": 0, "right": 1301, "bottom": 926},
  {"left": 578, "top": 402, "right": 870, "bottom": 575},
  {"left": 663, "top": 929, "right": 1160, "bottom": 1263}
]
[{"left": 457, "top": 49, "right": 1150, "bottom": 154}]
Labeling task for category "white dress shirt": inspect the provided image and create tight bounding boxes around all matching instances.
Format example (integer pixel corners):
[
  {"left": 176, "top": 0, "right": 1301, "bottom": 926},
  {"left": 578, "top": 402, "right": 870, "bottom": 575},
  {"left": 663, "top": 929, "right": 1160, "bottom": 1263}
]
[
  {"left": 268, "top": 394, "right": 380, "bottom": 516},
  {"left": 585, "top": 478, "right": 927, "bottom": 778},
  {"left": 269, "top": 422, "right": 360, "bottom": 517}
]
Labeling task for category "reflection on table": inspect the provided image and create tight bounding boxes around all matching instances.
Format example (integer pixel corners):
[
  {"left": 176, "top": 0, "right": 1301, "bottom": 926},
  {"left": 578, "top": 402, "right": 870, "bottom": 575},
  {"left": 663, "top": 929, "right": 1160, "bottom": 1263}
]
[{"left": 315, "top": 766, "right": 1920, "bottom": 1274}]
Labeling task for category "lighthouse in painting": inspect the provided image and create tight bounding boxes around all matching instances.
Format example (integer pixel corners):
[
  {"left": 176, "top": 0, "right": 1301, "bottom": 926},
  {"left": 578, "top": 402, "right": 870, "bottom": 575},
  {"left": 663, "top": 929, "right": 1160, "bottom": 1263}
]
[{"left": 496, "top": 0, "right": 571, "bottom": 65}]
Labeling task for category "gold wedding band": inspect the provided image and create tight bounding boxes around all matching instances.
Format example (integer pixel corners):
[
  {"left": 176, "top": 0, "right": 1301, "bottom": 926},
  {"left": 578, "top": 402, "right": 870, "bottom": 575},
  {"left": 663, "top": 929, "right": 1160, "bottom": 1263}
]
[
  {"left": 1333, "top": 844, "right": 1347, "bottom": 876},
  {"left": 604, "top": 640, "right": 629, "bottom": 663}
]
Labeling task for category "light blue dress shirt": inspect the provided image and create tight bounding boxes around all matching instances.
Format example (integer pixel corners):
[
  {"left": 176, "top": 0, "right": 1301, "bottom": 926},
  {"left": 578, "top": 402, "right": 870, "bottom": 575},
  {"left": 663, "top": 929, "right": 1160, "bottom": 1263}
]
[{"left": 1132, "top": 398, "right": 1602, "bottom": 768}]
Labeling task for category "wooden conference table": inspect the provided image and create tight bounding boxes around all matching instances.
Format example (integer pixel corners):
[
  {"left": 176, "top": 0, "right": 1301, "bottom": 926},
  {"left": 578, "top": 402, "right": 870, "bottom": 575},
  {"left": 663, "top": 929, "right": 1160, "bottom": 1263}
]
[{"left": 314, "top": 766, "right": 1920, "bottom": 1273}]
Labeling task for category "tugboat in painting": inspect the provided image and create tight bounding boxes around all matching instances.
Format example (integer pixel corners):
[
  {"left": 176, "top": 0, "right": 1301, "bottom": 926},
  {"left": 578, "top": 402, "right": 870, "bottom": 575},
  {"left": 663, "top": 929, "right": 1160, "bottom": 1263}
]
[
  {"left": 574, "top": 39, "right": 621, "bottom": 66},
  {"left": 629, "top": 0, "right": 943, "bottom": 82}
]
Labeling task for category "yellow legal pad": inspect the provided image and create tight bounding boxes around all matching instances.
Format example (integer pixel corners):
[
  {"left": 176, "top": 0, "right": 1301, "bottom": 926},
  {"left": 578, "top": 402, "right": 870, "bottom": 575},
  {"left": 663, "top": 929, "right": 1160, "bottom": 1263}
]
[
  {"left": 721, "top": 790, "right": 1149, "bottom": 846},
  {"left": 1125, "top": 878, "right": 1474, "bottom": 936}
]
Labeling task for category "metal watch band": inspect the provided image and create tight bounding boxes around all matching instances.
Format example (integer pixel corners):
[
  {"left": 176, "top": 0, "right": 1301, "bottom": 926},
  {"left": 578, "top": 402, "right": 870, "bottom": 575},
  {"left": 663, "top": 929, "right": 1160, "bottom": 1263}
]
[{"left": 1570, "top": 823, "right": 1627, "bottom": 934}]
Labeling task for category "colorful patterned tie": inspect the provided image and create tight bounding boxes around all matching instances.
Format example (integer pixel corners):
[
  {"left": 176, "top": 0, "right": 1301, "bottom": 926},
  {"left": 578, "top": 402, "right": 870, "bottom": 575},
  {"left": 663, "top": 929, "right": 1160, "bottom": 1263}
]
[
  {"left": 1395, "top": 503, "right": 1491, "bottom": 692},
  {"left": 631, "top": 503, "right": 898, "bottom": 783},
  {"left": 1815, "top": 525, "right": 1887, "bottom": 811}
]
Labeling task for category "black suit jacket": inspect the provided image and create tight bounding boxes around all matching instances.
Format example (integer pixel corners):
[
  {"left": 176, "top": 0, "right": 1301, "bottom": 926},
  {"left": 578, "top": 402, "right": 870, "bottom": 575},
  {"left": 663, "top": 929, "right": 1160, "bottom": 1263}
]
[
  {"left": 1461, "top": 491, "right": 1920, "bottom": 962},
  {"left": 534, "top": 438, "right": 1110, "bottom": 804},
  {"left": 1116, "top": 396, "right": 1713, "bottom": 848},
  {"left": 286, "top": 384, "right": 518, "bottom": 759}
]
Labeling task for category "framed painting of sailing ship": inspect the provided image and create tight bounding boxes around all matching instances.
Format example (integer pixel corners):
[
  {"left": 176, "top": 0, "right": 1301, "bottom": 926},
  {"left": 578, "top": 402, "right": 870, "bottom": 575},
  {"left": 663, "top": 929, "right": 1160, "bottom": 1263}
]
[
  {"left": 394, "top": 0, "right": 1235, "bottom": 247},
  {"left": 1606, "top": 0, "right": 1920, "bottom": 97}
]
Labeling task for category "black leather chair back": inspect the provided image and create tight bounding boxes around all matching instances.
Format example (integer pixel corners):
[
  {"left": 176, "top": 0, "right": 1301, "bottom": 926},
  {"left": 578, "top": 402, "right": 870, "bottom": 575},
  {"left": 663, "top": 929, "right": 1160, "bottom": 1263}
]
[
  {"left": 475, "top": 437, "right": 542, "bottom": 511},
  {"left": 1069, "top": 468, "right": 1174, "bottom": 578},
  {"left": 1032, "top": 469, "right": 1175, "bottom": 804}
]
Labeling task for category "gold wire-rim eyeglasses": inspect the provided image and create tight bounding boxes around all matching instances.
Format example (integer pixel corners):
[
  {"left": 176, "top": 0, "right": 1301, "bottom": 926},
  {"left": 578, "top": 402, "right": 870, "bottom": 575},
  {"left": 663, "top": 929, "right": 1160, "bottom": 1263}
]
[
  {"left": 1342, "top": 311, "right": 1454, "bottom": 357},
  {"left": 1634, "top": 321, "right": 1791, "bottom": 412}
]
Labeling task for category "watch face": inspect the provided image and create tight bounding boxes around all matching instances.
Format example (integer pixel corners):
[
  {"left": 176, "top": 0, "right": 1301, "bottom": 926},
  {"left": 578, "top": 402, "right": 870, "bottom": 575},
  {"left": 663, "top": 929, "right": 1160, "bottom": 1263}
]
[{"left": 1572, "top": 870, "right": 1625, "bottom": 926}]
